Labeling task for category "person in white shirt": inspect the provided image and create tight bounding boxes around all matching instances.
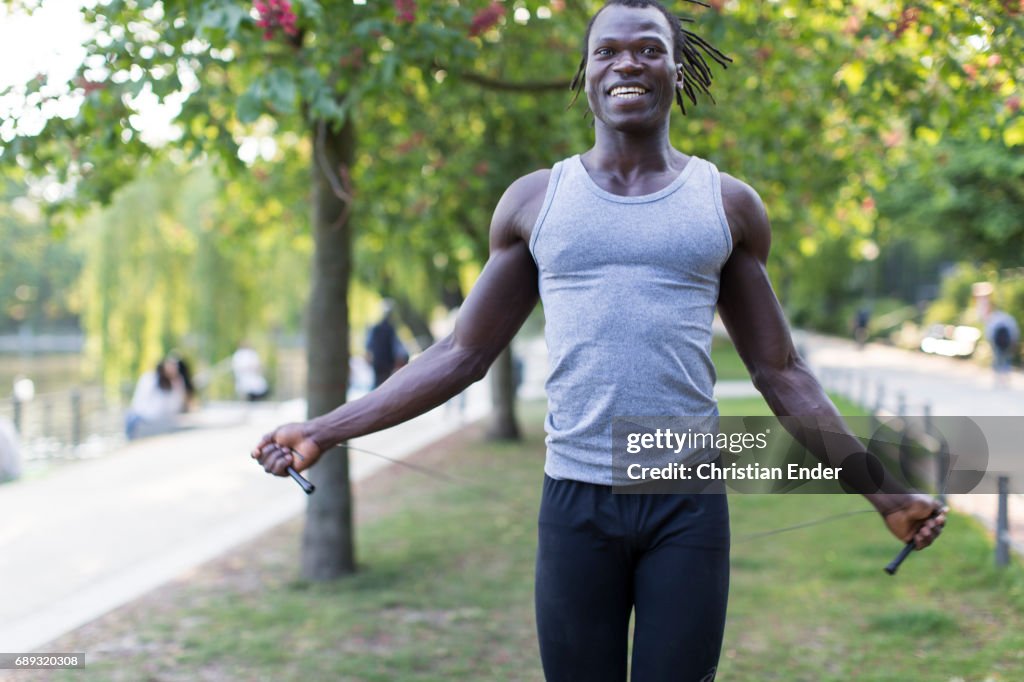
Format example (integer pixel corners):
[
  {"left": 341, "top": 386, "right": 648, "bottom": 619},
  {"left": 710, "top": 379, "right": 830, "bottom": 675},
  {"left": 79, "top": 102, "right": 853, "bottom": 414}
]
[
  {"left": 125, "top": 357, "right": 188, "bottom": 439},
  {"left": 232, "top": 342, "right": 270, "bottom": 401}
]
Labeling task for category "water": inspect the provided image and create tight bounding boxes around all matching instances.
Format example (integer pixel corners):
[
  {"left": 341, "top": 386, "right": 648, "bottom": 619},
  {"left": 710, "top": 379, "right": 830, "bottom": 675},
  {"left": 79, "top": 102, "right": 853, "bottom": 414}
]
[{"left": 0, "top": 352, "right": 86, "bottom": 399}]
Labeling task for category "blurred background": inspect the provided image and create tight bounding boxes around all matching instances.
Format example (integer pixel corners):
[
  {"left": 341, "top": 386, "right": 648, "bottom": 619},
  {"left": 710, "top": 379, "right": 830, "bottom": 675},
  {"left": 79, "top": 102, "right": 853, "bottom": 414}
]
[{"left": 0, "top": 1, "right": 1022, "bottom": 679}]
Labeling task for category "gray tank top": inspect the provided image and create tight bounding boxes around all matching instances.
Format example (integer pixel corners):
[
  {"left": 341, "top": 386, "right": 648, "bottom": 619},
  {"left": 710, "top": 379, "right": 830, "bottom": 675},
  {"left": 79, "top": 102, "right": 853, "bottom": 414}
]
[{"left": 528, "top": 154, "right": 733, "bottom": 485}]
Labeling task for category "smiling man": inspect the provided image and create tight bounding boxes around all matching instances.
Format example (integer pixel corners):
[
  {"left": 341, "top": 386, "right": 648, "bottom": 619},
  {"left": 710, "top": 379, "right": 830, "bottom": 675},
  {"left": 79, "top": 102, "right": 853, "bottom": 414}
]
[{"left": 253, "top": 1, "right": 946, "bottom": 679}]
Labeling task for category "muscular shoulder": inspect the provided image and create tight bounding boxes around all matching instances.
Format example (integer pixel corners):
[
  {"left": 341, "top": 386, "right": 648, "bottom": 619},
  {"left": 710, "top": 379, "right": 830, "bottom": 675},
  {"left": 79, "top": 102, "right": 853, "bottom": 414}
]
[
  {"left": 490, "top": 168, "right": 552, "bottom": 250},
  {"left": 719, "top": 172, "right": 771, "bottom": 261}
]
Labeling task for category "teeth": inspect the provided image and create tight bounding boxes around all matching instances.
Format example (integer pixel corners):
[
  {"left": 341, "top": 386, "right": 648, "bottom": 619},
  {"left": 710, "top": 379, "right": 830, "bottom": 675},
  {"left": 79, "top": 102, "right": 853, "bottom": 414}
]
[{"left": 610, "top": 86, "right": 647, "bottom": 98}]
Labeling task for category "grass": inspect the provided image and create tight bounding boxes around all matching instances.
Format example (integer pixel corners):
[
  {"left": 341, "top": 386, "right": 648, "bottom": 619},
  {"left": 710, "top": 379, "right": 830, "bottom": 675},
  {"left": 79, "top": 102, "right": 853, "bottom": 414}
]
[
  {"left": 722, "top": 490, "right": 1024, "bottom": 681},
  {"left": 25, "top": 400, "right": 1024, "bottom": 682},
  {"left": 712, "top": 336, "right": 751, "bottom": 381}
]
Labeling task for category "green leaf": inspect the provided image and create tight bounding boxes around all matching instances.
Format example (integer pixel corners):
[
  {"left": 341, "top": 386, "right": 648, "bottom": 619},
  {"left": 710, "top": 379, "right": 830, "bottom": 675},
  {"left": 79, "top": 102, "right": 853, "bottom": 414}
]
[
  {"left": 198, "top": 2, "right": 249, "bottom": 38},
  {"left": 266, "top": 69, "right": 298, "bottom": 115},
  {"left": 1003, "top": 117, "right": 1024, "bottom": 148},
  {"left": 837, "top": 60, "right": 867, "bottom": 94},
  {"left": 915, "top": 127, "right": 941, "bottom": 145},
  {"left": 379, "top": 53, "right": 398, "bottom": 86},
  {"left": 292, "top": 0, "right": 323, "bottom": 22},
  {"left": 237, "top": 87, "right": 263, "bottom": 124}
]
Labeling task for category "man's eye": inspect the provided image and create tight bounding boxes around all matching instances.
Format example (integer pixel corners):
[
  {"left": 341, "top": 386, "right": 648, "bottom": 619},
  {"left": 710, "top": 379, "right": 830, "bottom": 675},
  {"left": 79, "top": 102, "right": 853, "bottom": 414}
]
[
  {"left": 596, "top": 47, "right": 614, "bottom": 56},
  {"left": 642, "top": 47, "right": 660, "bottom": 55}
]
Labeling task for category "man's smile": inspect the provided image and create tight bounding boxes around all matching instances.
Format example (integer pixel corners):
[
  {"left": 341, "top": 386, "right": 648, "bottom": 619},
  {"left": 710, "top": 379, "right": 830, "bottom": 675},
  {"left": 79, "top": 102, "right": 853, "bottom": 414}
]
[
  {"left": 607, "top": 82, "right": 651, "bottom": 101},
  {"left": 609, "top": 86, "right": 650, "bottom": 99}
]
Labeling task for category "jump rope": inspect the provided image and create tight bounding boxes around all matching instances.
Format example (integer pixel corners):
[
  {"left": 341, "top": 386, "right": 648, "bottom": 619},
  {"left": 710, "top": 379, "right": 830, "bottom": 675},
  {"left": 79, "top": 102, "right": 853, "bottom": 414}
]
[{"left": 280, "top": 444, "right": 940, "bottom": 576}]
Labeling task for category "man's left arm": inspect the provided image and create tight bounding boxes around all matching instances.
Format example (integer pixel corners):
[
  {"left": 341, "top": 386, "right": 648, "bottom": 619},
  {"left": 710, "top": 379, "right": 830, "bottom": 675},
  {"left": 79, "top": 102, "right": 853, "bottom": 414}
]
[{"left": 715, "top": 174, "right": 945, "bottom": 549}]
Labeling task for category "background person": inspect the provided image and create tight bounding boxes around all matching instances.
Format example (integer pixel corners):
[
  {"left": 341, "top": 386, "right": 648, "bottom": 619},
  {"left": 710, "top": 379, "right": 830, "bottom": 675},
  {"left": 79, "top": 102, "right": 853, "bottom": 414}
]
[
  {"left": 853, "top": 306, "right": 870, "bottom": 348},
  {"left": 232, "top": 341, "right": 270, "bottom": 401},
  {"left": 985, "top": 306, "right": 1020, "bottom": 387},
  {"left": 0, "top": 416, "right": 21, "bottom": 483},
  {"left": 365, "top": 300, "right": 408, "bottom": 389},
  {"left": 124, "top": 357, "right": 188, "bottom": 439}
]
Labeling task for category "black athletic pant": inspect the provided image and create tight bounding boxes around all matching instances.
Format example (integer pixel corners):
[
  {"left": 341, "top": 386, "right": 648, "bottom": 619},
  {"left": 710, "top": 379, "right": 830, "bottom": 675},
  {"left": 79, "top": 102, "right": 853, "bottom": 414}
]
[{"left": 535, "top": 475, "right": 730, "bottom": 682}]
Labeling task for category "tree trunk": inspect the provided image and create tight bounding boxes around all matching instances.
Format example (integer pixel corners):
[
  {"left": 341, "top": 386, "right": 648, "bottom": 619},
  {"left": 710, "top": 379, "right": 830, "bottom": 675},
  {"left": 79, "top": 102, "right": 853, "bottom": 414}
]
[
  {"left": 302, "top": 116, "right": 357, "bottom": 580},
  {"left": 488, "top": 345, "right": 520, "bottom": 440}
]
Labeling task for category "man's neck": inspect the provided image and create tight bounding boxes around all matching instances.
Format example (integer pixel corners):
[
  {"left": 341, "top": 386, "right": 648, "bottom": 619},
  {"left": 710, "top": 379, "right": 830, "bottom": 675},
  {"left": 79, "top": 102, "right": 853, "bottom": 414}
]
[{"left": 586, "top": 119, "right": 680, "bottom": 177}]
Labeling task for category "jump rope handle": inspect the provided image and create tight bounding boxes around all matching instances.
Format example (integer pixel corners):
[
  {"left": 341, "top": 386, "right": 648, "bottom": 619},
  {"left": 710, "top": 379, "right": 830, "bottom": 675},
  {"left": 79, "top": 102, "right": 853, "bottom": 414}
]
[
  {"left": 282, "top": 447, "right": 315, "bottom": 494},
  {"left": 884, "top": 509, "right": 942, "bottom": 575},
  {"left": 884, "top": 541, "right": 915, "bottom": 575},
  {"left": 287, "top": 466, "right": 315, "bottom": 495}
]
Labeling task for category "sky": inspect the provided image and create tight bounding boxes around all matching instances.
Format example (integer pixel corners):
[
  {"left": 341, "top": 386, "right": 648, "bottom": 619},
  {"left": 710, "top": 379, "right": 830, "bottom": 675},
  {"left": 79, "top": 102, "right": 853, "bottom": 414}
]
[
  {"left": 0, "top": 2, "right": 275, "bottom": 161},
  {"left": 0, "top": 3, "right": 95, "bottom": 142},
  {"left": 0, "top": 3, "right": 92, "bottom": 90}
]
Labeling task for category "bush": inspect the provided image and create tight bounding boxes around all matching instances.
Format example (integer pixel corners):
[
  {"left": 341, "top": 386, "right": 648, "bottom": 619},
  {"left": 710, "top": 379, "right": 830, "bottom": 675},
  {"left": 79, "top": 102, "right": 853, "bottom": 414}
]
[{"left": 923, "top": 263, "right": 990, "bottom": 326}]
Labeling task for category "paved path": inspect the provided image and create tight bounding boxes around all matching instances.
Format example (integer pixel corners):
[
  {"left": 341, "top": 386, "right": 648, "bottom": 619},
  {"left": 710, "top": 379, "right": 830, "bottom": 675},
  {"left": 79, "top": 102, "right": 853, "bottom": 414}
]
[
  {"left": 795, "top": 331, "right": 1023, "bottom": 416},
  {"left": 794, "top": 331, "right": 1024, "bottom": 556},
  {"left": 0, "top": 381, "right": 491, "bottom": 654}
]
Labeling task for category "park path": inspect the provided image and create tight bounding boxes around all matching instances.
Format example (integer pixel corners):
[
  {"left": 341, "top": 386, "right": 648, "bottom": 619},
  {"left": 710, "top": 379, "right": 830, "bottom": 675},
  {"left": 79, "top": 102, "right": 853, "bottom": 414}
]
[
  {"left": 0, "top": 381, "right": 491, "bottom": 654},
  {"left": 795, "top": 330, "right": 1023, "bottom": 416},
  {"left": 793, "top": 330, "right": 1024, "bottom": 556}
]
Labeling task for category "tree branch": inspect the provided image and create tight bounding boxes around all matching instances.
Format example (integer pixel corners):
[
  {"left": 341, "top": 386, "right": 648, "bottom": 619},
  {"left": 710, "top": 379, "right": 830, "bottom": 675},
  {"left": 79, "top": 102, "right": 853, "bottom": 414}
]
[{"left": 446, "top": 67, "right": 570, "bottom": 93}]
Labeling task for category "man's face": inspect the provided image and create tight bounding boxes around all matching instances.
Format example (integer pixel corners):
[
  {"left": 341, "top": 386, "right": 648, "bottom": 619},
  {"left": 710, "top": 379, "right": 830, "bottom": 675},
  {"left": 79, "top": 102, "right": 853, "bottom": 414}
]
[{"left": 584, "top": 5, "right": 681, "bottom": 132}]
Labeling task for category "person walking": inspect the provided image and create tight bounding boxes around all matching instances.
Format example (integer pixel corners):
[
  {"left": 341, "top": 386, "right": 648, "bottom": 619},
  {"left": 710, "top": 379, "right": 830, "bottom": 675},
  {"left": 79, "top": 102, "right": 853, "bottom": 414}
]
[
  {"left": 365, "top": 300, "right": 408, "bottom": 389},
  {"left": 986, "top": 306, "right": 1020, "bottom": 387}
]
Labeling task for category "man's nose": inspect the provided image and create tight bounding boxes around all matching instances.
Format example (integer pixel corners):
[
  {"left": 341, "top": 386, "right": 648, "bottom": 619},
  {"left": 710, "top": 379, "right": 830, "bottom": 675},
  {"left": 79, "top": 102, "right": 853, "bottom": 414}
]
[{"left": 612, "top": 51, "right": 642, "bottom": 74}]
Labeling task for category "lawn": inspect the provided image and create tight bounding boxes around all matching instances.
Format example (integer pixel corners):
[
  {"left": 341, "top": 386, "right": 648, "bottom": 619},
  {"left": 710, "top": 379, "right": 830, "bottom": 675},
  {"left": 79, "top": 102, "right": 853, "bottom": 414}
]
[
  {"left": 25, "top": 400, "right": 1024, "bottom": 682},
  {"left": 711, "top": 335, "right": 751, "bottom": 381}
]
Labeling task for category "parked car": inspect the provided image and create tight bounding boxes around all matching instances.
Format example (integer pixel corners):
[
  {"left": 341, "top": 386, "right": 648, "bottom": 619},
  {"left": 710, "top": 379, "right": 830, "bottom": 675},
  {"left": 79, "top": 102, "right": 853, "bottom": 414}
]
[{"left": 919, "top": 323, "right": 981, "bottom": 358}]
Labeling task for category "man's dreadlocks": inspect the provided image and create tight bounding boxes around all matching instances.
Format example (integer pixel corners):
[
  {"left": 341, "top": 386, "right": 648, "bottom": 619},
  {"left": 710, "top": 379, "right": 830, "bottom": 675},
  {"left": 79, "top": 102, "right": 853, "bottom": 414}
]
[{"left": 569, "top": 0, "right": 732, "bottom": 116}]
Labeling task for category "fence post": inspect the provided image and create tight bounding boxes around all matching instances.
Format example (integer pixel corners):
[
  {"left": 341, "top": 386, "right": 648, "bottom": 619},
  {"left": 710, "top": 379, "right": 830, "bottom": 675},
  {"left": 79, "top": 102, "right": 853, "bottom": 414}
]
[
  {"left": 924, "top": 404, "right": 946, "bottom": 504},
  {"left": 71, "top": 389, "right": 82, "bottom": 449},
  {"left": 11, "top": 395, "right": 21, "bottom": 434},
  {"left": 42, "top": 397, "right": 52, "bottom": 439},
  {"left": 996, "top": 476, "right": 1011, "bottom": 568},
  {"left": 897, "top": 392, "right": 907, "bottom": 416}
]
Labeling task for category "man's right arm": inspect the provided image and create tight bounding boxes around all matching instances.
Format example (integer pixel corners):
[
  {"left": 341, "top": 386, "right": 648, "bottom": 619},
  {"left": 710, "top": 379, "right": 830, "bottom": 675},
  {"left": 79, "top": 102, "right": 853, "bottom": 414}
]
[{"left": 252, "top": 170, "right": 548, "bottom": 476}]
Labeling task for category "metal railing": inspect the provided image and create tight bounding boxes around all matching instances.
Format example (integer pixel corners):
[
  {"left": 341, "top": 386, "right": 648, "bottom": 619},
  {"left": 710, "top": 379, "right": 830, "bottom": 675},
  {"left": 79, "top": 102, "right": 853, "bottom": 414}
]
[
  {"left": 821, "top": 366, "right": 1015, "bottom": 567},
  {"left": 1, "top": 386, "right": 126, "bottom": 462}
]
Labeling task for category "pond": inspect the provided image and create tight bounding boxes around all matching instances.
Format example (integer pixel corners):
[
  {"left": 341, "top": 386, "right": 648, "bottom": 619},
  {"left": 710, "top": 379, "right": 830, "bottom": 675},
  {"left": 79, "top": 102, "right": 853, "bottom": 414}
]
[{"left": 0, "top": 352, "right": 87, "bottom": 399}]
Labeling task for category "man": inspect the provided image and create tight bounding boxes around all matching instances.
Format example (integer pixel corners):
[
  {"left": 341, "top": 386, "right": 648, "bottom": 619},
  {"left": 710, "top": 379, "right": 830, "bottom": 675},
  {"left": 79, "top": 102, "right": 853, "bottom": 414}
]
[
  {"left": 254, "top": 1, "right": 945, "bottom": 679},
  {"left": 364, "top": 300, "right": 409, "bottom": 389}
]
